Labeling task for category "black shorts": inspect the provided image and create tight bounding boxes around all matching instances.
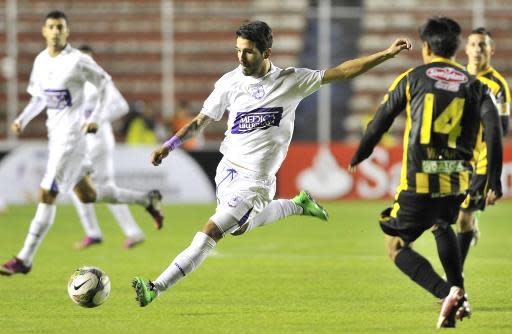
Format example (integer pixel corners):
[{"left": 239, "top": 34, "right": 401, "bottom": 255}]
[
  {"left": 379, "top": 190, "right": 466, "bottom": 243},
  {"left": 460, "top": 174, "right": 487, "bottom": 212}
]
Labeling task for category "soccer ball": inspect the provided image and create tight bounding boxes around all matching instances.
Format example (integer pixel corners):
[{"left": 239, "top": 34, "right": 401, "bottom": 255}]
[{"left": 67, "top": 266, "right": 111, "bottom": 308}]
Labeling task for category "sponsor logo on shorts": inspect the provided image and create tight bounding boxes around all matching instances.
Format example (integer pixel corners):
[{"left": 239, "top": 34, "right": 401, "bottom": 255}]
[
  {"left": 44, "top": 89, "right": 72, "bottom": 109},
  {"left": 231, "top": 107, "right": 283, "bottom": 134}
]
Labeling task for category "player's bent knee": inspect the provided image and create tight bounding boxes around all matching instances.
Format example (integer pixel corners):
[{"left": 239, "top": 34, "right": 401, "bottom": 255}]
[
  {"left": 202, "top": 221, "right": 223, "bottom": 242},
  {"left": 457, "top": 211, "right": 475, "bottom": 232},
  {"left": 73, "top": 188, "right": 97, "bottom": 203},
  {"left": 39, "top": 188, "right": 58, "bottom": 204},
  {"left": 385, "top": 235, "right": 406, "bottom": 261}
]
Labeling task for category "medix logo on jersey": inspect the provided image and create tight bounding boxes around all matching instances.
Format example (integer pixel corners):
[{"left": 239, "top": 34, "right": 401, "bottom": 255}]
[
  {"left": 44, "top": 89, "right": 72, "bottom": 109},
  {"left": 231, "top": 107, "right": 283, "bottom": 134}
]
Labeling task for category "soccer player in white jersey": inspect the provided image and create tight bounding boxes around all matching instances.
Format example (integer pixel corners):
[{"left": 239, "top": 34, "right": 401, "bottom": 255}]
[
  {"left": 70, "top": 44, "right": 145, "bottom": 250},
  {"left": 0, "top": 10, "right": 163, "bottom": 276},
  {"left": 132, "top": 20, "right": 412, "bottom": 306}
]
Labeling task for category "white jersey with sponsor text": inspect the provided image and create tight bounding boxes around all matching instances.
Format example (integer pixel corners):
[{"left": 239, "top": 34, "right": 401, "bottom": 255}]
[
  {"left": 200, "top": 64, "right": 324, "bottom": 176},
  {"left": 27, "top": 44, "right": 111, "bottom": 141}
]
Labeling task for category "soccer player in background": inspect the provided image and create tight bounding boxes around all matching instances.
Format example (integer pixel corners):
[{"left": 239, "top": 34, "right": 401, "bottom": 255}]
[
  {"left": 132, "top": 20, "right": 411, "bottom": 307},
  {"left": 456, "top": 27, "right": 510, "bottom": 270},
  {"left": 0, "top": 10, "right": 163, "bottom": 276},
  {"left": 71, "top": 45, "right": 146, "bottom": 250},
  {"left": 349, "top": 17, "right": 503, "bottom": 328}
]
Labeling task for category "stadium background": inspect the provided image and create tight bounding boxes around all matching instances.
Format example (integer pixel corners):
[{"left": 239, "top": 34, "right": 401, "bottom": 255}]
[{"left": 0, "top": 0, "right": 511, "bottom": 203}]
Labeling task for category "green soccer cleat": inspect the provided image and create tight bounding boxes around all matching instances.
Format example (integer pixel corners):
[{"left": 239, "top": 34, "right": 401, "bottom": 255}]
[
  {"left": 132, "top": 276, "right": 158, "bottom": 307},
  {"left": 293, "top": 190, "right": 329, "bottom": 221}
]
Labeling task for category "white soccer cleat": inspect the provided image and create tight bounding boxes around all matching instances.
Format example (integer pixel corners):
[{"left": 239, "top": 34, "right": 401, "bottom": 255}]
[{"left": 437, "top": 286, "right": 471, "bottom": 328}]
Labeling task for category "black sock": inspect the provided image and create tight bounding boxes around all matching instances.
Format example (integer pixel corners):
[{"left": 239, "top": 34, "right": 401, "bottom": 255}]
[
  {"left": 394, "top": 248, "right": 450, "bottom": 299},
  {"left": 457, "top": 231, "right": 474, "bottom": 270},
  {"left": 433, "top": 226, "right": 464, "bottom": 289}
]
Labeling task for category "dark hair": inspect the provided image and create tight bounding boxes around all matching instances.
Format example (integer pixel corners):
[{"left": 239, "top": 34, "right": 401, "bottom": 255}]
[
  {"left": 470, "top": 27, "right": 492, "bottom": 38},
  {"left": 419, "top": 16, "right": 461, "bottom": 58},
  {"left": 45, "top": 10, "right": 68, "bottom": 24},
  {"left": 78, "top": 44, "right": 94, "bottom": 55},
  {"left": 469, "top": 27, "right": 495, "bottom": 47},
  {"left": 235, "top": 20, "right": 273, "bottom": 53}
]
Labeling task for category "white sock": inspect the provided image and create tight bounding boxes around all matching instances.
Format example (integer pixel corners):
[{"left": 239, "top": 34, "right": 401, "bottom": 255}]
[
  {"left": 107, "top": 204, "right": 144, "bottom": 239},
  {"left": 71, "top": 192, "right": 102, "bottom": 239},
  {"left": 153, "top": 232, "right": 216, "bottom": 292},
  {"left": 244, "top": 199, "right": 302, "bottom": 233},
  {"left": 17, "top": 203, "right": 57, "bottom": 266},
  {"left": 96, "top": 183, "right": 147, "bottom": 206}
]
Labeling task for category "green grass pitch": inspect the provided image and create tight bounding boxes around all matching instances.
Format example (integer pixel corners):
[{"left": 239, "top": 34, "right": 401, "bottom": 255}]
[{"left": 1, "top": 201, "right": 511, "bottom": 333}]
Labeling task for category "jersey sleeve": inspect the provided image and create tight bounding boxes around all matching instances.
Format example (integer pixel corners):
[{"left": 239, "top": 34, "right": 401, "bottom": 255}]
[
  {"left": 477, "top": 76, "right": 508, "bottom": 134},
  {"left": 294, "top": 68, "right": 324, "bottom": 98},
  {"left": 199, "top": 80, "right": 229, "bottom": 121},
  {"left": 479, "top": 87, "right": 503, "bottom": 196},
  {"left": 493, "top": 72, "right": 511, "bottom": 117},
  {"left": 78, "top": 54, "right": 112, "bottom": 124},
  {"left": 350, "top": 71, "right": 409, "bottom": 166},
  {"left": 78, "top": 54, "right": 111, "bottom": 88},
  {"left": 26, "top": 58, "right": 44, "bottom": 98},
  {"left": 104, "top": 82, "right": 129, "bottom": 121}
]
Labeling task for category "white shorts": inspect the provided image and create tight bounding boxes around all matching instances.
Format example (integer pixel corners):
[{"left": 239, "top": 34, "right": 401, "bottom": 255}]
[
  {"left": 210, "top": 158, "right": 276, "bottom": 235},
  {"left": 86, "top": 122, "right": 115, "bottom": 184},
  {"left": 40, "top": 133, "right": 91, "bottom": 193}
]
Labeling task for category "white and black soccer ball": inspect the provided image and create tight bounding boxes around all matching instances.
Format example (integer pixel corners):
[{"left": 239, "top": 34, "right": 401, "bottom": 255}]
[{"left": 67, "top": 266, "right": 111, "bottom": 308}]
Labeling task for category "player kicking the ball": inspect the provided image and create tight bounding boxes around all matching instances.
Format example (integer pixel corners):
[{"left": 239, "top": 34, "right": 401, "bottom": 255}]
[
  {"left": 0, "top": 10, "right": 163, "bottom": 276},
  {"left": 132, "top": 20, "right": 411, "bottom": 306}
]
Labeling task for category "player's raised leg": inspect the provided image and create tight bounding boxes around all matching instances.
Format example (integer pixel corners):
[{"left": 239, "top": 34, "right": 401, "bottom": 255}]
[
  {"left": 237, "top": 190, "right": 328, "bottom": 235},
  {"left": 74, "top": 176, "right": 164, "bottom": 230}
]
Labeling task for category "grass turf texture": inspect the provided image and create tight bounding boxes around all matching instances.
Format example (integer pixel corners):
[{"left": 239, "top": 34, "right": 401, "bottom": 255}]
[{"left": 1, "top": 201, "right": 511, "bottom": 333}]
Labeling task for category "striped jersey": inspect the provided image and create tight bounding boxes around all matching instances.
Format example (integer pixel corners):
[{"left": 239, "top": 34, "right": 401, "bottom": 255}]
[{"left": 351, "top": 57, "right": 498, "bottom": 196}]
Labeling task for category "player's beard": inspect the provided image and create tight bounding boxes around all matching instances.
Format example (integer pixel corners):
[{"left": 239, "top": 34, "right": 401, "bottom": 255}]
[
  {"left": 241, "top": 63, "right": 254, "bottom": 76},
  {"left": 241, "top": 60, "right": 263, "bottom": 77}
]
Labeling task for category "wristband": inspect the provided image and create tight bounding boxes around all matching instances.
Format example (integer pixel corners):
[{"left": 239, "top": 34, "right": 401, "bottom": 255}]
[{"left": 162, "top": 136, "right": 182, "bottom": 150}]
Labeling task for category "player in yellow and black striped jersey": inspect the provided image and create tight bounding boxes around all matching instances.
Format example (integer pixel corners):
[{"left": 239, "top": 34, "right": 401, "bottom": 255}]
[
  {"left": 349, "top": 17, "right": 503, "bottom": 328},
  {"left": 456, "top": 27, "right": 511, "bottom": 270}
]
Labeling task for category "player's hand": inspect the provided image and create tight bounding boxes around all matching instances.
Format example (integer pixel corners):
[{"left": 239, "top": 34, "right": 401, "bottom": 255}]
[
  {"left": 151, "top": 146, "right": 170, "bottom": 166},
  {"left": 387, "top": 38, "right": 412, "bottom": 57},
  {"left": 82, "top": 123, "right": 98, "bottom": 134},
  {"left": 11, "top": 121, "right": 22, "bottom": 136},
  {"left": 485, "top": 189, "right": 501, "bottom": 206},
  {"left": 348, "top": 164, "right": 357, "bottom": 174}
]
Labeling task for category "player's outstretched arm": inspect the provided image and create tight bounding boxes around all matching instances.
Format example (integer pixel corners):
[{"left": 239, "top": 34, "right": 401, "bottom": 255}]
[
  {"left": 322, "top": 38, "right": 412, "bottom": 84},
  {"left": 12, "top": 96, "right": 47, "bottom": 136},
  {"left": 151, "top": 113, "right": 213, "bottom": 166}
]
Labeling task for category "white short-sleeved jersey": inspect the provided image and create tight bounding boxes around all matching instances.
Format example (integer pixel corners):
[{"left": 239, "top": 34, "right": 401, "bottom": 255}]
[
  {"left": 200, "top": 63, "right": 324, "bottom": 176},
  {"left": 27, "top": 44, "right": 111, "bottom": 141}
]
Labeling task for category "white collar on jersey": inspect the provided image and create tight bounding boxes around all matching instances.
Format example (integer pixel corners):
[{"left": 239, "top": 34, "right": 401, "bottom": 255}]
[
  {"left": 45, "top": 43, "right": 73, "bottom": 58},
  {"left": 238, "top": 61, "right": 278, "bottom": 84}
]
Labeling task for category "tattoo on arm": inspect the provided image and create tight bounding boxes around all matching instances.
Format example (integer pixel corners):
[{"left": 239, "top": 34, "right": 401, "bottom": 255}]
[{"left": 176, "top": 114, "right": 212, "bottom": 141}]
